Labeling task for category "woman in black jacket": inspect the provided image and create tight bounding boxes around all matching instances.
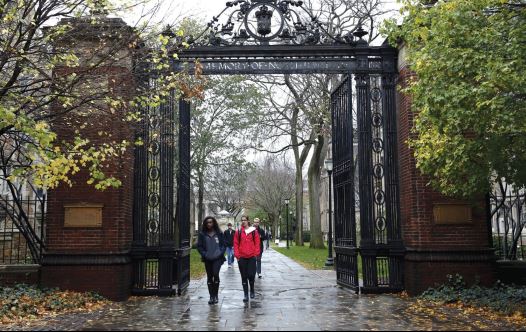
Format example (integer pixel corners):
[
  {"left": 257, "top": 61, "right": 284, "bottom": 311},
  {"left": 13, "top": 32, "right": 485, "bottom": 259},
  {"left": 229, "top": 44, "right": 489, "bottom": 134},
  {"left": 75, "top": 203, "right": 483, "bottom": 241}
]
[{"left": 197, "top": 216, "right": 226, "bottom": 305}]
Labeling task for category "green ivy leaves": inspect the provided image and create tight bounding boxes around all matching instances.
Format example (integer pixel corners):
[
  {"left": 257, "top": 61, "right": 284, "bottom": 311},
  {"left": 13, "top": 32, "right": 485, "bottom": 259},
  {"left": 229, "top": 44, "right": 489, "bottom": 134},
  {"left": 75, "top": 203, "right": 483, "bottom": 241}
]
[{"left": 384, "top": 0, "right": 526, "bottom": 198}]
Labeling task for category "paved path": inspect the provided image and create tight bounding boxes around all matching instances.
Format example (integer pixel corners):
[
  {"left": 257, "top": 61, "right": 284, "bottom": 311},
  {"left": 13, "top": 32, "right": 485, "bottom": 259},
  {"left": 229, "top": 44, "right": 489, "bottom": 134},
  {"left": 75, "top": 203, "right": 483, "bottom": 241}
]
[{"left": 8, "top": 249, "right": 524, "bottom": 331}]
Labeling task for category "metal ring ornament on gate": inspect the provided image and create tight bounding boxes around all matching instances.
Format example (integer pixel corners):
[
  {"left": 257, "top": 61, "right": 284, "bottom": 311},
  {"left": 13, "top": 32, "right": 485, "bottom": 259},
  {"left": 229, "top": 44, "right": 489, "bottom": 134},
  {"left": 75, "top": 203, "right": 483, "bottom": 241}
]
[
  {"left": 149, "top": 141, "right": 160, "bottom": 155},
  {"left": 148, "top": 219, "right": 159, "bottom": 233},
  {"left": 371, "top": 87, "right": 382, "bottom": 102},
  {"left": 148, "top": 167, "right": 160, "bottom": 181},
  {"left": 375, "top": 217, "right": 387, "bottom": 232},
  {"left": 148, "top": 193, "right": 160, "bottom": 207},
  {"left": 373, "top": 164, "right": 384, "bottom": 179},
  {"left": 372, "top": 112, "right": 383, "bottom": 128},
  {"left": 372, "top": 138, "right": 384, "bottom": 153},
  {"left": 374, "top": 190, "right": 385, "bottom": 205}
]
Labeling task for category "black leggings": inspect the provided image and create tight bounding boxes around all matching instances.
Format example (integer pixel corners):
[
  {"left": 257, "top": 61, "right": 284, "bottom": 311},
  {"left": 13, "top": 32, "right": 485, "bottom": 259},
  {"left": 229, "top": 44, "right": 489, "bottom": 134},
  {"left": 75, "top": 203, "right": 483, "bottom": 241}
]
[
  {"left": 238, "top": 257, "right": 257, "bottom": 289},
  {"left": 205, "top": 259, "right": 223, "bottom": 285}
]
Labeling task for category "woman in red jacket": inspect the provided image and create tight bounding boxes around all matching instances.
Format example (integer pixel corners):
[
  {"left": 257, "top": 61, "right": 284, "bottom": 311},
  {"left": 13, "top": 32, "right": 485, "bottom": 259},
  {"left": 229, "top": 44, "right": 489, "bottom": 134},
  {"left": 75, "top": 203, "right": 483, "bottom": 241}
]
[{"left": 234, "top": 215, "right": 261, "bottom": 302}]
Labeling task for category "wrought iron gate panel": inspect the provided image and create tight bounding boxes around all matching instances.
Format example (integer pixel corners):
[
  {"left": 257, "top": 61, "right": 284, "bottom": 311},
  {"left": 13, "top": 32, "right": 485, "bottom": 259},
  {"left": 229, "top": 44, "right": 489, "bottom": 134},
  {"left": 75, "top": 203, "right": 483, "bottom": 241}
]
[
  {"left": 354, "top": 68, "right": 404, "bottom": 293},
  {"left": 381, "top": 74, "right": 404, "bottom": 290},
  {"left": 158, "top": 89, "right": 176, "bottom": 291},
  {"left": 356, "top": 72, "right": 378, "bottom": 291},
  {"left": 175, "top": 98, "right": 191, "bottom": 295},
  {"left": 132, "top": 83, "right": 179, "bottom": 295},
  {"left": 331, "top": 76, "right": 359, "bottom": 292}
]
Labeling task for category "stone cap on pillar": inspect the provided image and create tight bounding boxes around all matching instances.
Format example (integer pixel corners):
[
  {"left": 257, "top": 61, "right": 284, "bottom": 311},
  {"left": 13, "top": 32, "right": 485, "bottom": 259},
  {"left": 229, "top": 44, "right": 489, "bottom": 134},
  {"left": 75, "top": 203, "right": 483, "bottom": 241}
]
[{"left": 47, "top": 7, "right": 136, "bottom": 47}]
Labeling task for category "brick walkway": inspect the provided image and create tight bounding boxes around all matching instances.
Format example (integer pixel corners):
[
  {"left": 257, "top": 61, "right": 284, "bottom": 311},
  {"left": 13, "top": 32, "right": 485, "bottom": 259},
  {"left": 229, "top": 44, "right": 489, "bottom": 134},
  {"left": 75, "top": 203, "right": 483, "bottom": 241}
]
[{"left": 7, "top": 249, "right": 524, "bottom": 331}]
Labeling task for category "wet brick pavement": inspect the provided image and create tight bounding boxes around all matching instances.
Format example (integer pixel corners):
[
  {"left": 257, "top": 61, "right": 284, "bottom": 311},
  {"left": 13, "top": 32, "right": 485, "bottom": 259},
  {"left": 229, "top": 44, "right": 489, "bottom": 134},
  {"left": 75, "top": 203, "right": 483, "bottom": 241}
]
[{"left": 6, "top": 249, "right": 525, "bottom": 331}]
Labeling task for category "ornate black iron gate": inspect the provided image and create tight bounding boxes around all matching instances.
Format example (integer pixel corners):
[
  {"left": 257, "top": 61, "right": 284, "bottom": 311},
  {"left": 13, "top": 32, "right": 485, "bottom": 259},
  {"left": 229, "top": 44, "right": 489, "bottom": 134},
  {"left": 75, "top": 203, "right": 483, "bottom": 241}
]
[
  {"left": 331, "top": 76, "right": 359, "bottom": 292},
  {"left": 131, "top": 0, "right": 404, "bottom": 296},
  {"left": 330, "top": 69, "right": 403, "bottom": 293},
  {"left": 131, "top": 77, "right": 191, "bottom": 295},
  {"left": 334, "top": 70, "right": 405, "bottom": 292}
]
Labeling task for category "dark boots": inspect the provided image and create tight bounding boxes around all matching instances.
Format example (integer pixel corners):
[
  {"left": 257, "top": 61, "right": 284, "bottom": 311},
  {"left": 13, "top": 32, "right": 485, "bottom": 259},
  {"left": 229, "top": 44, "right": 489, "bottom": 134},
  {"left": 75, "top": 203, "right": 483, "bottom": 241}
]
[
  {"left": 207, "top": 283, "right": 214, "bottom": 305},
  {"left": 208, "top": 281, "right": 220, "bottom": 305},
  {"left": 242, "top": 282, "right": 249, "bottom": 303},
  {"left": 249, "top": 279, "right": 255, "bottom": 299},
  {"left": 213, "top": 281, "right": 220, "bottom": 304}
]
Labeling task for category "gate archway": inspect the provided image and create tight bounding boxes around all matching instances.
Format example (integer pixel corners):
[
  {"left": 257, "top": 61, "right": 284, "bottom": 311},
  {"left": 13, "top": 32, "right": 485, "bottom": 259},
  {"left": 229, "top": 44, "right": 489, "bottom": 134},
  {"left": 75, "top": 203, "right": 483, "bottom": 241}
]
[{"left": 131, "top": 0, "right": 404, "bottom": 295}]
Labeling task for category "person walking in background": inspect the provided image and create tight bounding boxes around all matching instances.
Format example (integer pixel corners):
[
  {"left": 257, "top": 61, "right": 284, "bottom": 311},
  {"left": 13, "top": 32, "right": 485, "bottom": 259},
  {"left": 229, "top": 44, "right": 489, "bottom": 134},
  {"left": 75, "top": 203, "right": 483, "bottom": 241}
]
[
  {"left": 197, "top": 216, "right": 226, "bottom": 305},
  {"left": 234, "top": 215, "right": 260, "bottom": 302},
  {"left": 253, "top": 218, "right": 267, "bottom": 279},
  {"left": 224, "top": 222, "right": 235, "bottom": 267}
]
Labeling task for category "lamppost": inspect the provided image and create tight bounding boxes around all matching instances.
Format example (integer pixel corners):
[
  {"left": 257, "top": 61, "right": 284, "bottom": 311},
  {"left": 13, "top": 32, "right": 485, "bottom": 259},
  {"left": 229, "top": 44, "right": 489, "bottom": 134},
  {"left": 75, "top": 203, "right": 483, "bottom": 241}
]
[
  {"left": 285, "top": 198, "right": 290, "bottom": 249},
  {"left": 325, "top": 158, "right": 334, "bottom": 267},
  {"left": 278, "top": 215, "right": 282, "bottom": 243},
  {"left": 290, "top": 211, "right": 295, "bottom": 245}
]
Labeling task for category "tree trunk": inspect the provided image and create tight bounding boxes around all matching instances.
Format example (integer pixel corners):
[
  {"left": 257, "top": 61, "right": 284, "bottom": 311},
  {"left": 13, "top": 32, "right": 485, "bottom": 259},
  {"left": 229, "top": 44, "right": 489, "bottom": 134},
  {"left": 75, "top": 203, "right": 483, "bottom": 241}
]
[
  {"left": 269, "top": 213, "right": 278, "bottom": 243},
  {"left": 308, "top": 134, "right": 328, "bottom": 249},
  {"left": 293, "top": 135, "right": 313, "bottom": 246},
  {"left": 294, "top": 169, "right": 304, "bottom": 246}
]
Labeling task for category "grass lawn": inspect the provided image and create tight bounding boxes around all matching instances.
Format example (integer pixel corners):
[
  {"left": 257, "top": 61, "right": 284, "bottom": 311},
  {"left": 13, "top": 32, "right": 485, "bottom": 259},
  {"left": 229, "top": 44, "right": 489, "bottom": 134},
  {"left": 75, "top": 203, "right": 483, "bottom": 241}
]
[
  {"left": 190, "top": 249, "right": 206, "bottom": 280},
  {"left": 272, "top": 242, "right": 363, "bottom": 275},
  {"left": 272, "top": 242, "right": 330, "bottom": 270}
]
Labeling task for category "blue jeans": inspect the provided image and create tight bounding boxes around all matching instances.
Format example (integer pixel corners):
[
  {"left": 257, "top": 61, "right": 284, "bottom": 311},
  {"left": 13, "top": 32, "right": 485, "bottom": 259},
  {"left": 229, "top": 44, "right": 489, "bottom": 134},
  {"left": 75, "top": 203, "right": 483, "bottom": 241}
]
[
  {"left": 256, "top": 253, "right": 262, "bottom": 275},
  {"left": 226, "top": 246, "right": 235, "bottom": 265}
]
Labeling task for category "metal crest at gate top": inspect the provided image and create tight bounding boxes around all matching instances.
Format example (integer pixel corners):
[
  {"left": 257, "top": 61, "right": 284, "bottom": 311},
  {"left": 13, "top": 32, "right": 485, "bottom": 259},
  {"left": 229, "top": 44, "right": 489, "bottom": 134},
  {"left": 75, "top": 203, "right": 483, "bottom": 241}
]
[{"left": 188, "top": 0, "right": 367, "bottom": 47}]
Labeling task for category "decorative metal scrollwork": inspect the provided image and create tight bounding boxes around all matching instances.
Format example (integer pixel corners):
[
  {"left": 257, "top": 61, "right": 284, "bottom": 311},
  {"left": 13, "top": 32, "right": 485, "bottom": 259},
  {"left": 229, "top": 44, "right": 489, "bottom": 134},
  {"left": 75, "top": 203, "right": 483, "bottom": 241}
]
[
  {"left": 376, "top": 217, "right": 386, "bottom": 232},
  {"left": 372, "top": 138, "right": 383, "bottom": 153},
  {"left": 370, "top": 75, "right": 388, "bottom": 243},
  {"left": 148, "top": 167, "right": 160, "bottom": 181},
  {"left": 148, "top": 219, "right": 159, "bottom": 233},
  {"left": 190, "top": 0, "right": 368, "bottom": 46}
]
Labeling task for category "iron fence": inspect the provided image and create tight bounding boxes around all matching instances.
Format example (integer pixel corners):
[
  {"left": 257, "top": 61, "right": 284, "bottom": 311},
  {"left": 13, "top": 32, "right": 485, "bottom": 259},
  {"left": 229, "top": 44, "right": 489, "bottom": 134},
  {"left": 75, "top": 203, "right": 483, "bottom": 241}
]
[
  {"left": 489, "top": 183, "right": 526, "bottom": 261},
  {"left": 0, "top": 196, "right": 46, "bottom": 264}
]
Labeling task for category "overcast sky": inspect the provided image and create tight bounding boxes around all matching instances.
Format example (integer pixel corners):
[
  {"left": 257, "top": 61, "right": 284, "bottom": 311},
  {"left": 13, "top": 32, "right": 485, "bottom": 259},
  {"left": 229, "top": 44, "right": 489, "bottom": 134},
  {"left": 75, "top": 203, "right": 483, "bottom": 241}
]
[{"left": 124, "top": 0, "right": 402, "bottom": 31}]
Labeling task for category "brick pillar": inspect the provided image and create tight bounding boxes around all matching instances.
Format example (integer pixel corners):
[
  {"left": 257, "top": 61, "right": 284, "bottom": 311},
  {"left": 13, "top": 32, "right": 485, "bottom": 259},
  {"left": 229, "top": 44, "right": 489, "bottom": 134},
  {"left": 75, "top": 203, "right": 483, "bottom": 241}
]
[
  {"left": 397, "top": 45, "right": 495, "bottom": 295},
  {"left": 40, "top": 14, "right": 137, "bottom": 301}
]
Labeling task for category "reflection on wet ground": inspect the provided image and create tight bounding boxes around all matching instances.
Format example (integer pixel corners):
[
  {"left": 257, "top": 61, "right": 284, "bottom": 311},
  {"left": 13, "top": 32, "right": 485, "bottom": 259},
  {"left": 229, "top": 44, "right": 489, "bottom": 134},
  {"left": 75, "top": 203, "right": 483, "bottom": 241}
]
[{"left": 8, "top": 249, "right": 524, "bottom": 331}]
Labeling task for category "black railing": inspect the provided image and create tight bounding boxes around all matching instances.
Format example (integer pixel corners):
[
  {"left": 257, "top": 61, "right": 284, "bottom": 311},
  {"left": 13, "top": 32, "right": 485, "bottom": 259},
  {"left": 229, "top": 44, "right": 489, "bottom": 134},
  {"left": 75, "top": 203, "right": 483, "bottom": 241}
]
[
  {"left": 0, "top": 196, "right": 46, "bottom": 264},
  {"left": 489, "top": 182, "right": 526, "bottom": 261}
]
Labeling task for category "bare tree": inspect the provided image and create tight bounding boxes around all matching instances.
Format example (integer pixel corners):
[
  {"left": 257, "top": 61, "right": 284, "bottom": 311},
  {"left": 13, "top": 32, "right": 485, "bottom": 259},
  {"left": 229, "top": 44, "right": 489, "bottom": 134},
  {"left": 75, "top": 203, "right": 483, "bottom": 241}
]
[
  {"left": 191, "top": 75, "right": 265, "bottom": 223},
  {"left": 205, "top": 162, "right": 253, "bottom": 220},
  {"left": 247, "top": 74, "right": 314, "bottom": 246},
  {"left": 247, "top": 156, "right": 295, "bottom": 238}
]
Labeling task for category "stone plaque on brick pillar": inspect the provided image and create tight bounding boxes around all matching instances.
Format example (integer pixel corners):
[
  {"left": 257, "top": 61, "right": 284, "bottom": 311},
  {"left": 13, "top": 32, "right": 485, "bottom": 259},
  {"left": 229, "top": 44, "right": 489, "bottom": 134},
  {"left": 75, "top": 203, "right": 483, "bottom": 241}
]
[
  {"left": 397, "top": 43, "right": 495, "bottom": 295},
  {"left": 433, "top": 203, "right": 472, "bottom": 225},
  {"left": 64, "top": 204, "right": 103, "bottom": 228},
  {"left": 41, "top": 13, "right": 137, "bottom": 301}
]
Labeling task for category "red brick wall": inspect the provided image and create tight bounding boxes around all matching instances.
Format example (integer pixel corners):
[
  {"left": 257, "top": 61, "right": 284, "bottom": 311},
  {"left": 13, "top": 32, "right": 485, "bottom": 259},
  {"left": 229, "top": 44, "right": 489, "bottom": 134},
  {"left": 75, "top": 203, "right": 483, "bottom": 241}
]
[
  {"left": 397, "top": 56, "right": 495, "bottom": 295},
  {"left": 42, "top": 50, "right": 136, "bottom": 300},
  {"left": 41, "top": 264, "right": 132, "bottom": 301},
  {"left": 404, "top": 259, "right": 495, "bottom": 295},
  {"left": 46, "top": 66, "right": 134, "bottom": 254}
]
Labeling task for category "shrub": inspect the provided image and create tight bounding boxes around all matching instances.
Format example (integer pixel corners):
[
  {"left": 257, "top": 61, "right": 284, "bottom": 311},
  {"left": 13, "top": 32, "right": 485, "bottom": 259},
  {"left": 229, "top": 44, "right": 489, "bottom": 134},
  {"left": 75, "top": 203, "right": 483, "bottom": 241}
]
[
  {"left": 420, "top": 274, "right": 526, "bottom": 316},
  {"left": 0, "top": 284, "right": 106, "bottom": 324}
]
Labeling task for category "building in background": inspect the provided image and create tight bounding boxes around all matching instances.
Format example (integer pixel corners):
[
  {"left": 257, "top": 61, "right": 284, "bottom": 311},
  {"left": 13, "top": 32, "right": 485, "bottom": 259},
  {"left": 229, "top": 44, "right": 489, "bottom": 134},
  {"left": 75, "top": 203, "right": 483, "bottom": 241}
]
[{"left": 0, "top": 179, "right": 46, "bottom": 264}]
